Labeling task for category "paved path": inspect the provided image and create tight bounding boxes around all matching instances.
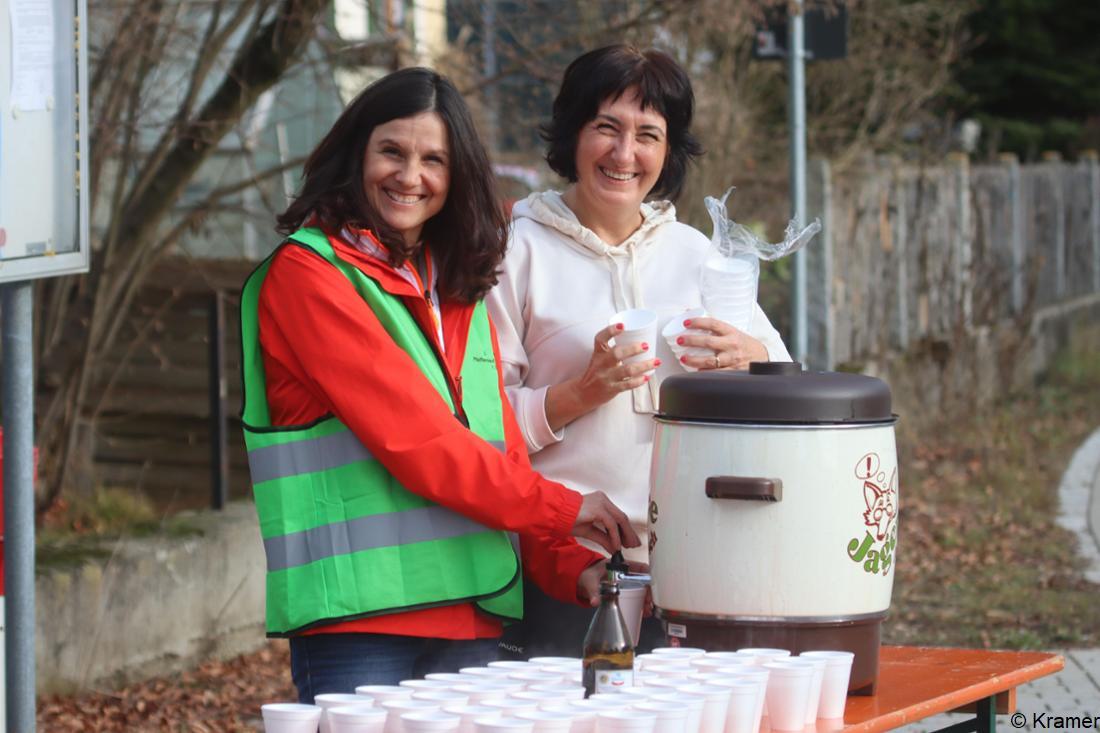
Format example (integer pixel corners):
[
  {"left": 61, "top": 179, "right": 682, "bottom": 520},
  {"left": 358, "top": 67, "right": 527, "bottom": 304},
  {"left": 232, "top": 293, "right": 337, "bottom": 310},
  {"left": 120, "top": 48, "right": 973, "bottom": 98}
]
[{"left": 900, "top": 427, "right": 1100, "bottom": 731}]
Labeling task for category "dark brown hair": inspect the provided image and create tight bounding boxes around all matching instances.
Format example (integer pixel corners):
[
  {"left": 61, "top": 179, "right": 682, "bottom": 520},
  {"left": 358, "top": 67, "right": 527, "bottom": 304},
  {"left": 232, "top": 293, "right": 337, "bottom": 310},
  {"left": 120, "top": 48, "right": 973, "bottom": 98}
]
[
  {"left": 277, "top": 68, "right": 507, "bottom": 303},
  {"left": 541, "top": 45, "right": 704, "bottom": 202}
]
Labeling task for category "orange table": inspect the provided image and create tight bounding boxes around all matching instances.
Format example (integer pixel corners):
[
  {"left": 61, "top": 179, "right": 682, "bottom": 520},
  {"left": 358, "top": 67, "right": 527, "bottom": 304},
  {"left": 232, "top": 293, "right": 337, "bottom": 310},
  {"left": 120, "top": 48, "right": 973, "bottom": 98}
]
[{"left": 774, "top": 646, "right": 1064, "bottom": 733}]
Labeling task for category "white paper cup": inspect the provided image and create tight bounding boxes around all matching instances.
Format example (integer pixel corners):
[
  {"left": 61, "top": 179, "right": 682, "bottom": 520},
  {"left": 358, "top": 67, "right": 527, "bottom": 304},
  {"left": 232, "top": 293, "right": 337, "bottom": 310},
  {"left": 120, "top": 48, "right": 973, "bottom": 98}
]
[
  {"left": 415, "top": 691, "right": 472, "bottom": 708},
  {"left": 650, "top": 693, "right": 704, "bottom": 733},
  {"left": 404, "top": 680, "right": 459, "bottom": 692},
  {"left": 696, "top": 653, "right": 756, "bottom": 668},
  {"left": 545, "top": 704, "right": 596, "bottom": 733},
  {"left": 597, "top": 709, "right": 657, "bottom": 733},
  {"left": 673, "top": 685, "right": 729, "bottom": 733},
  {"left": 609, "top": 309, "right": 658, "bottom": 369},
  {"left": 263, "top": 703, "right": 324, "bottom": 733},
  {"left": 515, "top": 709, "right": 576, "bottom": 733},
  {"left": 328, "top": 705, "right": 389, "bottom": 733},
  {"left": 453, "top": 683, "right": 522, "bottom": 703},
  {"left": 357, "top": 686, "right": 417, "bottom": 704},
  {"left": 651, "top": 648, "right": 705, "bottom": 658},
  {"left": 761, "top": 663, "right": 812, "bottom": 732},
  {"left": 381, "top": 699, "right": 443, "bottom": 733},
  {"left": 528, "top": 683, "right": 585, "bottom": 700},
  {"left": 735, "top": 649, "right": 790, "bottom": 665},
  {"left": 633, "top": 701, "right": 688, "bottom": 733},
  {"left": 402, "top": 711, "right": 462, "bottom": 733},
  {"left": 800, "top": 651, "right": 854, "bottom": 720},
  {"left": 316, "top": 696, "right": 375, "bottom": 733},
  {"left": 443, "top": 705, "right": 502, "bottom": 733},
  {"left": 788, "top": 657, "right": 826, "bottom": 724},
  {"left": 661, "top": 308, "right": 712, "bottom": 373},
  {"left": 474, "top": 716, "right": 536, "bottom": 733},
  {"left": 706, "top": 669, "right": 767, "bottom": 731}
]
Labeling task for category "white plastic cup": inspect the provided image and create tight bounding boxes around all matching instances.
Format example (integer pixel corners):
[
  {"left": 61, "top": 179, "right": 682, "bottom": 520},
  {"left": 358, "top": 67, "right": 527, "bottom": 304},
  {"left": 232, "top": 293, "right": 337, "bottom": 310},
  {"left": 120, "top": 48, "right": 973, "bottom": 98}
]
[
  {"left": 673, "top": 685, "right": 729, "bottom": 733},
  {"left": 590, "top": 692, "right": 650, "bottom": 705},
  {"left": 650, "top": 693, "right": 704, "bottom": 733},
  {"left": 660, "top": 308, "right": 713, "bottom": 373},
  {"left": 545, "top": 704, "right": 596, "bottom": 733},
  {"left": 608, "top": 309, "right": 658, "bottom": 370},
  {"left": 263, "top": 703, "right": 324, "bottom": 733},
  {"left": 616, "top": 580, "right": 647, "bottom": 648},
  {"left": 640, "top": 676, "right": 694, "bottom": 691},
  {"left": 490, "top": 661, "right": 538, "bottom": 671},
  {"left": 706, "top": 669, "right": 767, "bottom": 732},
  {"left": 402, "top": 712, "right": 462, "bottom": 733},
  {"left": 695, "top": 653, "right": 756, "bottom": 668},
  {"left": 453, "top": 683, "right": 521, "bottom": 703},
  {"left": 509, "top": 671, "right": 567, "bottom": 688},
  {"left": 512, "top": 690, "right": 572, "bottom": 707},
  {"left": 428, "top": 673, "right": 478, "bottom": 684},
  {"left": 357, "top": 686, "right": 417, "bottom": 704},
  {"left": 800, "top": 651, "right": 854, "bottom": 720},
  {"left": 528, "top": 683, "right": 585, "bottom": 700},
  {"left": 403, "top": 680, "right": 459, "bottom": 692},
  {"left": 633, "top": 701, "right": 688, "bottom": 733},
  {"left": 315, "top": 695, "right": 375, "bottom": 733},
  {"left": 328, "top": 705, "right": 389, "bottom": 733},
  {"left": 735, "top": 649, "right": 790, "bottom": 665},
  {"left": 473, "top": 716, "right": 536, "bottom": 733},
  {"left": 597, "top": 709, "right": 658, "bottom": 733},
  {"left": 462, "top": 667, "right": 518, "bottom": 679},
  {"left": 651, "top": 648, "right": 705, "bottom": 658},
  {"left": 443, "top": 704, "right": 502, "bottom": 733},
  {"left": 529, "top": 657, "right": 582, "bottom": 667},
  {"left": 414, "top": 691, "right": 472, "bottom": 708},
  {"left": 483, "top": 698, "right": 541, "bottom": 715},
  {"left": 711, "top": 680, "right": 758, "bottom": 733},
  {"left": 790, "top": 657, "right": 827, "bottom": 724},
  {"left": 761, "top": 663, "right": 812, "bottom": 732},
  {"left": 515, "top": 709, "right": 576, "bottom": 733},
  {"left": 381, "top": 699, "right": 443, "bottom": 733}
]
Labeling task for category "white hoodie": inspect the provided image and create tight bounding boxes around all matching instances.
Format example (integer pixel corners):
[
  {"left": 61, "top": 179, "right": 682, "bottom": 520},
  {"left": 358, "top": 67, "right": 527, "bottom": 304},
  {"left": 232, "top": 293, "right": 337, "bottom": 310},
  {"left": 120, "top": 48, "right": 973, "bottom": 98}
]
[{"left": 486, "top": 191, "right": 790, "bottom": 562}]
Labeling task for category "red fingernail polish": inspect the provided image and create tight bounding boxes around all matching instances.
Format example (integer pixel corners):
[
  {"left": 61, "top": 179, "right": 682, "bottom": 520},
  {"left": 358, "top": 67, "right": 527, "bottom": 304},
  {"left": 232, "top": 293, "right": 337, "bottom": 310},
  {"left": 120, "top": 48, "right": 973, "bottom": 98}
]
[
  {"left": 644, "top": 375, "right": 650, "bottom": 382},
  {"left": 683, "top": 319, "right": 692, "bottom": 327},
  {"left": 676, "top": 336, "right": 685, "bottom": 345},
  {"left": 641, "top": 343, "right": 649, "bottom": 350},
  {"left": 680, "top": 356, "right": 687, "bottom": 364},
  {"left": 654, "top": 359, "right": 662, "bottom": 366},
  {"left": 616, "top": 323, "right": 624, "bottom": 330}
]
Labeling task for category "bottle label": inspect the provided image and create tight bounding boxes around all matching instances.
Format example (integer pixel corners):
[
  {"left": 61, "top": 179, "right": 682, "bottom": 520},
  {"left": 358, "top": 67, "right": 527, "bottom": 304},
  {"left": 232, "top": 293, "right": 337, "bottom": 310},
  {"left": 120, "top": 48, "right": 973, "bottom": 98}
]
[{"left": 593, "top": 668, "right": 634, "bottom": 693}]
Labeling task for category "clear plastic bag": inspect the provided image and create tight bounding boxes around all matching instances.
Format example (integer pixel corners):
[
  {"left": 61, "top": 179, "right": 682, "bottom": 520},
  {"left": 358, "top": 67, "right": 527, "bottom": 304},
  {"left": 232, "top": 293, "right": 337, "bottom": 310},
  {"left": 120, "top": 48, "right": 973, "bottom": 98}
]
[{"left": 701, "top": 188, "right": 821, "bottom": 331}]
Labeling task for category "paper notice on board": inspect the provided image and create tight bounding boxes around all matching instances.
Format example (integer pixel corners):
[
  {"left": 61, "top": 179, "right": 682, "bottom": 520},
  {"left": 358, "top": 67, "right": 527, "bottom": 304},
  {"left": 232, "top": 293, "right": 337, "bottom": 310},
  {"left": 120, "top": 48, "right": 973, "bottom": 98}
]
[{"left": 8, "top": 0, "right": 55, "bottom": 112}]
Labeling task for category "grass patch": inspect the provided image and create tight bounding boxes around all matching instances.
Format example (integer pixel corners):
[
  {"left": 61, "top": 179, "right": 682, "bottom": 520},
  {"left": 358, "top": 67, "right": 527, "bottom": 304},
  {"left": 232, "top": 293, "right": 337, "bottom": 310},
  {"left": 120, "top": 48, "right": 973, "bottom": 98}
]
[
  {"left": 36, "top": 487, "right": 205, "bottom": 573},
  {"left": 886, "top": 346, "right": 1100, "bottom": 649}
]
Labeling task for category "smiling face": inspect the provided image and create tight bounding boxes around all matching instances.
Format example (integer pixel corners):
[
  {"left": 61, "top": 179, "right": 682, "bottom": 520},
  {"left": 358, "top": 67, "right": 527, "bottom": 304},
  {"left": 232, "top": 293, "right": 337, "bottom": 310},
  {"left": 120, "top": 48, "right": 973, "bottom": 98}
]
[
  {"left": 572, "top": 87, "right": 669, "bottom": 215},
  {"left": 362, "top": 111, "right": 451, "bottom": 247}
]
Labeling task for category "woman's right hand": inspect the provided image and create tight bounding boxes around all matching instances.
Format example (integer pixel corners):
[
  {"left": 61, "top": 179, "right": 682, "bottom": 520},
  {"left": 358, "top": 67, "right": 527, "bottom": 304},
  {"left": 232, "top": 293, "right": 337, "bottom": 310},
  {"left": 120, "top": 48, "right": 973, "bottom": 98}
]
[
  {"left": 572, "top": 490, "right": 641, "bottom": 554},
  {"left": 544, "top": 323, "right": 660, "bottom": 431}
]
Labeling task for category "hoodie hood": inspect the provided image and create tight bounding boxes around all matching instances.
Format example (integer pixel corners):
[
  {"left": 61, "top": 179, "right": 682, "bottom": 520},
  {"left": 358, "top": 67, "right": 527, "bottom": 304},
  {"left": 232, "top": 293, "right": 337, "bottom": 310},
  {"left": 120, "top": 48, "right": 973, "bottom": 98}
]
[{"left": 512, "top": 190, "right": 677, "bottom": 258}]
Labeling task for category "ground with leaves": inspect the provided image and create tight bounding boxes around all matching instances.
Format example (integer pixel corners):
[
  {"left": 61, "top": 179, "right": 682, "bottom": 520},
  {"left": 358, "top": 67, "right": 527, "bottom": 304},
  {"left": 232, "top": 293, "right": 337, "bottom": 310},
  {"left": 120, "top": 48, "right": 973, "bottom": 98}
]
[{"left": 35, "top": 351, "right": 1100, "bottom": 731}]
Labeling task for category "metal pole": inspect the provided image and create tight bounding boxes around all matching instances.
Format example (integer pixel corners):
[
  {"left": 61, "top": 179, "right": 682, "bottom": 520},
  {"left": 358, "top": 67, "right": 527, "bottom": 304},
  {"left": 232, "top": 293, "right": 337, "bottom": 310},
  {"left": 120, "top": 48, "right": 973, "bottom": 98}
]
[
  {"left": 788, "top": 0, "right": 808, "bottom": 363},
  {"left": 209, "top": 290, "right": 228, "bottom": 510},
  {"left": 3, "top": 279, "right": 36, "bottom": 732}
]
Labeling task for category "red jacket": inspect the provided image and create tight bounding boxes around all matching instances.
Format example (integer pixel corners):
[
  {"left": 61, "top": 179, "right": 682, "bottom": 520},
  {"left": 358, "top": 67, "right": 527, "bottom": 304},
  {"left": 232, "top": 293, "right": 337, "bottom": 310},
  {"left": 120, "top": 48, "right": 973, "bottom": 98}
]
[{"left": 257, "top": 227, "right": 601, "bottom": 638}]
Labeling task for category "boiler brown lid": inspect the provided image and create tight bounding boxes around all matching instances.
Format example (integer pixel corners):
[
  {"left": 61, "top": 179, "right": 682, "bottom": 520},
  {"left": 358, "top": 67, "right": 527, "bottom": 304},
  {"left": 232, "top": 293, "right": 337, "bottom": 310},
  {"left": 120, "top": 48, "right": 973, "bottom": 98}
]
[{"left": 658, "top": 362, "right": 894, "bottom": 424}]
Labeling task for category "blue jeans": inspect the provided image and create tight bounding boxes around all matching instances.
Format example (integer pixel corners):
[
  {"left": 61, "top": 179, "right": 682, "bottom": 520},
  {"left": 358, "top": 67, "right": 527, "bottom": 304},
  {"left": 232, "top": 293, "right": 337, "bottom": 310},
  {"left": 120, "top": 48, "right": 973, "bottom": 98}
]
[{"left": 290, "top": 634, "right": 500, "bottom": 703}]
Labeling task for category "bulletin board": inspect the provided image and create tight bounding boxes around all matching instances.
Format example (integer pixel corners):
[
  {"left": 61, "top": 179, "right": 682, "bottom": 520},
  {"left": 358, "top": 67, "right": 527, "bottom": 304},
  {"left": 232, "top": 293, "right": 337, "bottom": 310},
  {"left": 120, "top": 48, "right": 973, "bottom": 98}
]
[{"left": 0, "top": 0, "right": 88, "bottom": 283}]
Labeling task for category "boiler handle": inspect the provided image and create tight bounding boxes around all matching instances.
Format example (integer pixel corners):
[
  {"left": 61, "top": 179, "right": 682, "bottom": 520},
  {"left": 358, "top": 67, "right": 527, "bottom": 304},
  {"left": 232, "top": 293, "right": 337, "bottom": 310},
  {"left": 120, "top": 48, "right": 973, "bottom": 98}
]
[{"left": 705, "top": 476, "right": 783, "bottom": 502}]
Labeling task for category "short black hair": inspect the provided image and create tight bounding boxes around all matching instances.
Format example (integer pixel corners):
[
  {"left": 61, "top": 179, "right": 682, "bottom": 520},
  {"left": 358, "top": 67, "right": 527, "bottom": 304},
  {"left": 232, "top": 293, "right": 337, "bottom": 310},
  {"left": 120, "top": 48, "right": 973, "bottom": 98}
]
[
  {"left": 277, "top": 68, "right": 507, "bottom": 303},
  {"left": 541, "top": 45, "right": 703, "bottom": 202}
]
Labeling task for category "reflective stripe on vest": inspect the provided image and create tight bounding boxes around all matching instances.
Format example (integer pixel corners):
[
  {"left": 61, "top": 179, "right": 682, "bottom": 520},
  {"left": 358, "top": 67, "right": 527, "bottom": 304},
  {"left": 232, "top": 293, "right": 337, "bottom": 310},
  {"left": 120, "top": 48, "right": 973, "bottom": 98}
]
[{"left": 239, "top": 227, "right": 522, "bottom": 635}]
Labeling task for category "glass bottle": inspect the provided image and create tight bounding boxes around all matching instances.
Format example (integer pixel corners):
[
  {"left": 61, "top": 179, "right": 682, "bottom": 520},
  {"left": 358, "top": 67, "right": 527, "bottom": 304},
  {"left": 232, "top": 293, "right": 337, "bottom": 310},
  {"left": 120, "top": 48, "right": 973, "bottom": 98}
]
[{"left": 582, "top": 553, "right": 635, "bottom": 697}]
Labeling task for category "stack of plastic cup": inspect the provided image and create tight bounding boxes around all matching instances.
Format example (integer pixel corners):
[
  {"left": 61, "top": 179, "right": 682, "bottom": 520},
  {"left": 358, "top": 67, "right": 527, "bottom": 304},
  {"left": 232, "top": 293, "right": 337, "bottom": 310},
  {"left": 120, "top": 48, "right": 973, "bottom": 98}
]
[
  {"left": 701, "top": 255, "right": 757, "bottom": 332},
  {"left": 328, "top": 705, "right": 388, "bottom": 733},
  {"left": 262, "top": 703, "right": 323, "bottom": 733},
  {"left": 315, "top": 695, "right": 375, "bottom": 733},
  {"left": 800, "top": 651, "right": 854, "bottom": 720}
]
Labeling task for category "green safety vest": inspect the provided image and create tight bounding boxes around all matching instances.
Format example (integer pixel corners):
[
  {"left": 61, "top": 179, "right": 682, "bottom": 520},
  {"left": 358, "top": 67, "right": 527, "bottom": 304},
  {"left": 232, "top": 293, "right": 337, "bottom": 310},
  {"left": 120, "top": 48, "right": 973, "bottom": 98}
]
[{"left": 239, "top": 227, "right": 522, "bottom": 636}]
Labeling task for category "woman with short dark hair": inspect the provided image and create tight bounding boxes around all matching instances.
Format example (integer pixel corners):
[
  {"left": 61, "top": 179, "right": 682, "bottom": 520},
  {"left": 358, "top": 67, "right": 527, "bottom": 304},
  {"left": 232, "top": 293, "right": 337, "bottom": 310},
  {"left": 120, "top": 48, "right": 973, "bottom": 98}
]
[
  {"left": 241, "top": 67, "right": 638, "bottom": 699},
  {"left": 487, "top": 46, "right": 791, "bottom": 657}
]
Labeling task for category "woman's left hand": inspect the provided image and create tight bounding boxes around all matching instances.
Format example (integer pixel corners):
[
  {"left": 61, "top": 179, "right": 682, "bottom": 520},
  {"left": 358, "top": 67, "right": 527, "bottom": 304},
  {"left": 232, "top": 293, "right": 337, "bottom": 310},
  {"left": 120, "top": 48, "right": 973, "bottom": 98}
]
[{"left": 674, "top": 316, "right": 769, "bottom": 371}]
